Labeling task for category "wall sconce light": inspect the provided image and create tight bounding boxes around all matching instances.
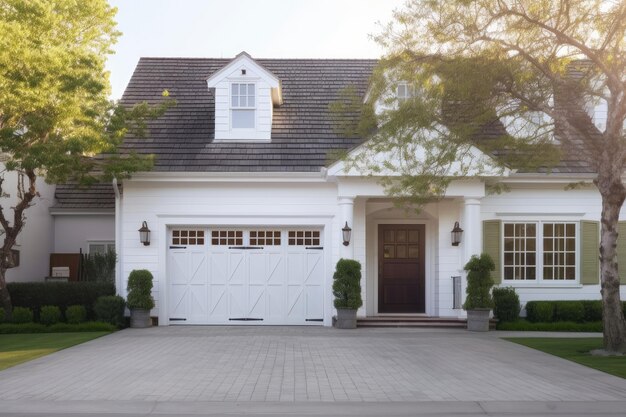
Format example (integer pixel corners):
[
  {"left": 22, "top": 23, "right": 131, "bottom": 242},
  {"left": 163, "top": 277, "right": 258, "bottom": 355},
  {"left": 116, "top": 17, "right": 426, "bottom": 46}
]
[
  {"left": 138, "top": 221, "right": 151, "bottom": 246},
  {"left": 342, "top": 221, "right": 352, "bottom": 246},
  {"left": 451, "top": 221, "right": 463, "bottom": 246}
]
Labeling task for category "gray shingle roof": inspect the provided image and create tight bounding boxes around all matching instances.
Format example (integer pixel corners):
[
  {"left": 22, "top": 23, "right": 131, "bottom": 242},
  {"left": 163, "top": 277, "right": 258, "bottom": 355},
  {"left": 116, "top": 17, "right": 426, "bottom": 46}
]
[
  {"left": 118, "top": 58, "right": 377, "bottom": 172},
  {"left": 52, "top": 183, "right": 115, "bottom": 211}
]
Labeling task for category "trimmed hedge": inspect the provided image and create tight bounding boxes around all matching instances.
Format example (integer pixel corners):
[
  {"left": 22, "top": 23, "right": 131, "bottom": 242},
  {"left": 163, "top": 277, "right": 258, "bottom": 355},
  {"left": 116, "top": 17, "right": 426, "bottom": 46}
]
[
  {"left": 0, "top": 321, "right": 116, "bottom": 334},
  {"left": 12, "top": 307, "right": 34, "bottom": 324},
  {"left": 497, "top": 319, "right": 602, "bottom": 332},
  {"left": 525, "top": 300, "right": 626, "bottom": 323},
  {"left": 7, "top": 282, "right": 115, "bottom": 320}
]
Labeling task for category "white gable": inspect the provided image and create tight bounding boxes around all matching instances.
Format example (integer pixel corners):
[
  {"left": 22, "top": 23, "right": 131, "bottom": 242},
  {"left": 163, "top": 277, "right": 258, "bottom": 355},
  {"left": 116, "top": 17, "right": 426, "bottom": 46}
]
[
  {"left": 206, "top": 52, "right": 282, "bottom": 142},
  {"left": 326, "top": 135, "right": 506, "bottom": 178}
]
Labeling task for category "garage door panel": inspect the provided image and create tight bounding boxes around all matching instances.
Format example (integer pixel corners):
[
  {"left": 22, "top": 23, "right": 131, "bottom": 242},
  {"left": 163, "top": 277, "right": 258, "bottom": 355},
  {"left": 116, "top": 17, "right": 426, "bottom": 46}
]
[{"left": 169, "top": 227, "right": 324, "bottom": 325}]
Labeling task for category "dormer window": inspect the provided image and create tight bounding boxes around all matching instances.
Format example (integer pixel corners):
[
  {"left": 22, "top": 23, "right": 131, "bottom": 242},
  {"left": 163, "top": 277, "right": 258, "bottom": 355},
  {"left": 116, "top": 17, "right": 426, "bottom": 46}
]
[
  {"left": 206, "top": 51, "right": 283, "bottom": 142},
  {"left": 231, "top": 83, "right": 256, "bottom": 129}
]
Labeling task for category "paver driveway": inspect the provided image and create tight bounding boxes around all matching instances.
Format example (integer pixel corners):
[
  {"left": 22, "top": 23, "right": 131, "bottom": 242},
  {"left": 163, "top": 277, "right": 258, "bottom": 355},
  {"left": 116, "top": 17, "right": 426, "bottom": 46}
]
[{"left": 1, "top": 326, "right": 626, "bottom": 405}]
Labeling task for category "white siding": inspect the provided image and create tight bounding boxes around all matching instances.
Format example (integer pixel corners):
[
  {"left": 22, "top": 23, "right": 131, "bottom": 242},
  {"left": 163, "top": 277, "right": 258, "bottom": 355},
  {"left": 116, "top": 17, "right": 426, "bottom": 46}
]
[{"left": 482, "top": 183, "right": 626, "bottom": 308}]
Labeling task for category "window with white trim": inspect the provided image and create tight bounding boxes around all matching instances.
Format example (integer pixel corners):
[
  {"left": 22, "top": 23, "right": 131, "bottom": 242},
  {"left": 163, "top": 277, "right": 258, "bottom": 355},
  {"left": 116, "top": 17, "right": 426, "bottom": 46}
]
[
  {"left": 396, "top": 83, "right": 414, "bottom": 102},
  {"left": 89, "top": 242, "right": 115, "bottom": 254},
  {"left": 503, "top": 222, "right": 577, "bottom": 282},
  {"left": 231, "top": 83, "right": 255, "bottom": 129}
]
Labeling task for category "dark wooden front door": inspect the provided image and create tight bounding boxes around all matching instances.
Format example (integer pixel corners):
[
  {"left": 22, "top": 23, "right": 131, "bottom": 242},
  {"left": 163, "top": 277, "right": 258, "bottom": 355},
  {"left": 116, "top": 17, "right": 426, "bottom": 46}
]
[{"left": 378, "top": 224, "right": 425, "bottom": 313}]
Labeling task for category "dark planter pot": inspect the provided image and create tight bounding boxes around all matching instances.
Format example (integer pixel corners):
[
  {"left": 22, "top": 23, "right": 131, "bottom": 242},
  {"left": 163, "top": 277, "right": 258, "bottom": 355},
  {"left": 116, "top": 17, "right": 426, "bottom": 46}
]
[
  {"left": 467, "top": 308, "right": 491, "bottom": 332},
  {"left": 130, "top": 308, "right": 151, "bottom": 328},
  {"left": 335, "top": 308, "right": 357, "bottom": 329}
]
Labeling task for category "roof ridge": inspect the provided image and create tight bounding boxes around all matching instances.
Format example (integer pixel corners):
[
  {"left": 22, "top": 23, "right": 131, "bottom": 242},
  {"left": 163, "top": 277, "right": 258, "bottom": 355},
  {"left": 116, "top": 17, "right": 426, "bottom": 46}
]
[{"left": 138, "top": 56, "right": 379, "bottom": 62}]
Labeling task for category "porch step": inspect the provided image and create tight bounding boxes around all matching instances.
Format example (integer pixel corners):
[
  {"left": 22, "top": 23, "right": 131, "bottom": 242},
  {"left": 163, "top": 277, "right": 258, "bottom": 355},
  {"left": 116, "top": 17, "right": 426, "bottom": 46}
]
[
  {"left": 356, "top": 316, "right": 497, "bottom": 329},
  {"left": 357, "top": 316, "right": 466, "bottom": 329}
]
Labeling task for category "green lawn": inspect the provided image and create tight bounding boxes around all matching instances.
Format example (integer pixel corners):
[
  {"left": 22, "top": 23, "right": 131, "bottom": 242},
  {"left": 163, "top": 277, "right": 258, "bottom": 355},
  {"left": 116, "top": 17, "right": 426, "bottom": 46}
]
[
  {"left": 0, "top": 332, "right": 110, "bottom": 371},
  {"left": 506, "top": 338, "right": 626, "bottom": 379}
]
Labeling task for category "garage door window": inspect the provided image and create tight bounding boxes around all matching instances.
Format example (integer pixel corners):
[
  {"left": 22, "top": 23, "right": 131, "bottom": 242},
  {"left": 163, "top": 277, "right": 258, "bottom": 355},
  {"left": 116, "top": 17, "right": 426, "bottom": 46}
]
[
  {"left": 172, "top": 230, "right": 205, "bottom": 245},
  {"left": 250, "top": 230, "right": 281, "bottom": 245},
  {"left": 288, "top": 230, "right": 320, "bottom": 246},
  {"left": 212, "top": 230, "right": 243, "bottom": 245}
]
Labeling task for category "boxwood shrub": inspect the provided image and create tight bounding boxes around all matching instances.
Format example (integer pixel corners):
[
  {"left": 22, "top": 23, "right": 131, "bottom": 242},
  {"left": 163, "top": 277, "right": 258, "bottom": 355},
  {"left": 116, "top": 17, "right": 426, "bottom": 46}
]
[
  {"left": 94, "top": 295, "right": 126, "bottom": 328},
  {"left": 39, "top": 305, "right": 62, "bottom": 325},
  {"left": 525, "top": 300, "right": 626, "bottom": 323},
  {"left": 12, "top": 307, "right": 34, "bottom": 324},
  {"left": 7, "top": 282, "right": 115, "bottom": 320},
  {"left": 65, "top": 305, "right": 87, "bottom": 324},
  {"left": 553, "top": 301, "right": 585, "bottom": 322},
  {"left": 492, "top": 287, "right": 521, "bottom": 322}
]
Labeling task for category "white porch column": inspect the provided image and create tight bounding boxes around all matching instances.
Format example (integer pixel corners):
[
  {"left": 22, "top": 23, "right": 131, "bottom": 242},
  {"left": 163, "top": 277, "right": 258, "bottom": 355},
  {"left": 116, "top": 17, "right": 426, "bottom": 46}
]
[
  {"left": 462, "top": 198, "right": 482, "bottom": 263},
  {"left": 338, "top": 196, "right": 355, "bottom": 259}
]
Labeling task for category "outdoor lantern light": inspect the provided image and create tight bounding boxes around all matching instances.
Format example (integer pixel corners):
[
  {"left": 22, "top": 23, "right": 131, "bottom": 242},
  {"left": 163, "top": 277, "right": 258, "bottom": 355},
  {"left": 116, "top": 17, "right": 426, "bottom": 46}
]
[
  {"left": 139, "top": 221, "right": 151, "bottom": 246},
  {"left": 342, "top": 221, "right": 352, "bottom": 246},
  {"left": 451, "top": 221, "right": 463, "bottom": 246}
]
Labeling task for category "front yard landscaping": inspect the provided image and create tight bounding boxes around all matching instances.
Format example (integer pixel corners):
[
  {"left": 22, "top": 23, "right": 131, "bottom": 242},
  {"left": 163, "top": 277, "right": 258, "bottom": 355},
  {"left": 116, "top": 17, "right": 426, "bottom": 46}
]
[
  {"left": 506, "top": 338, "right": 626, "bottom": 379},
  {"left": 0, "top": 332, "right": 110, "bottom": 371}
]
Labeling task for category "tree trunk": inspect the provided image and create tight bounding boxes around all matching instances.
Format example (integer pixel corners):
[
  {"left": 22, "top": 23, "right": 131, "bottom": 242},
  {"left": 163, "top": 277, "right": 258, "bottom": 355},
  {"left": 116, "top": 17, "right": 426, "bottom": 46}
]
[
  {"left": 0, "top": 268, "right": 11, "bottom": 321},
  {"left": 598, "top": 176, "right": 626, "bottom": 353}
]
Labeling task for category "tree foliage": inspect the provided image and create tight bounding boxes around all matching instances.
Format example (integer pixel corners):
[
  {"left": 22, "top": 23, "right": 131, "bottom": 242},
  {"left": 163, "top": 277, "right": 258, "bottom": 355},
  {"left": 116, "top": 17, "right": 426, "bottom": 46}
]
[
  {"left": 342, "top": 0, "right": 626, "bottom": 351},
  {"left": 0, "top": 0, "right": 172, "bottom": 319}
]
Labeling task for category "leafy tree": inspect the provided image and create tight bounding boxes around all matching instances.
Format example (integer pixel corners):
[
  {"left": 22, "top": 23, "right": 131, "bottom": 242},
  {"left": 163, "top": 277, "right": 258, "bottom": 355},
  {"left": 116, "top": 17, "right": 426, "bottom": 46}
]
[
  {"left": 0, "top": 0, "right": 171, "bottom": 320},
  {"left": 348, "top": 0, "right": 626, "bottom": 352}
]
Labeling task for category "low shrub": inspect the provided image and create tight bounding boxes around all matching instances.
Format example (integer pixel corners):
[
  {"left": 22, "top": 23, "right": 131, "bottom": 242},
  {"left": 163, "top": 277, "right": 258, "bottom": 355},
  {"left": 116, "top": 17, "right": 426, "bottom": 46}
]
[
  {"left": 492, "top": 287, "right": 521, "bottom": 323},
  {"left": 39, "top": 305, "right": 62, "bottom": 325},
  {"left": 0, "top": 323, "right": 47, "bottom": 334},
  {"left": 497, "top": 319, "right": 602, "bottom": 332},
  {"left": 12, "top": 307, "right": 33, "bottom": 324},
  {"left": 7, "top": 282, "right": 115, "bottom": 320},
  {"left": 582, "top": 300, "right": 603, "bottom": 322},
  {"left": 65, "top": 305, "right": 87, "bottom": 324},
  {"left": 0, "top": 321, "right": 116, "bottom": 334},
  {"left": 94, "top": 295, "right": 126, "bottom": 328},
  {"left": 525, "top": 301, "right": 554, "bottom": 322},
  {"left": 553, "top": 301, "right": 585, "bottom": 322}
]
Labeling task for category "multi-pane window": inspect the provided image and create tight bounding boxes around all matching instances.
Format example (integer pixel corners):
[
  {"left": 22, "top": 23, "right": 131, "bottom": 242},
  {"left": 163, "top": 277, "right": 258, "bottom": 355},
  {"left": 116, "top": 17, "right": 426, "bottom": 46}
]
[
  {"left": 503, "top": 222, "right": 576, "bottom": 282},
  {"left": 250, "top": 230, "right": 281, "bottom": 246},
  {"left": 89, "top": 242, "right": 115, "bottom": 254},
  {"left": 396, "top": 83, "right": 414, "bottom": 102},
  {"left": 543, "top": 223, "right": 576, "bottom": 280},
  {"left": 211, "top": 230, "right": 243, "bottom": 246},
  {"left": 231, "top": 83, "right": 255, "bottom": 129},
  {"left": 172, "top": 230, "right": 205, "bottom": 245},
  {"left": 288, "top": 230, "right": 320, "bottom": 246},
  {"left": 503, "top": 223, "right": 536, "bottom": 280}
]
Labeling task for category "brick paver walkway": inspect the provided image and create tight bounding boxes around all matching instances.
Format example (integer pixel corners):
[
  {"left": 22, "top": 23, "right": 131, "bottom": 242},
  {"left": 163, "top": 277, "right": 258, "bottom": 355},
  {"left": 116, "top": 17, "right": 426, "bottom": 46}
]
[{"left": 1, "top": 327, "right": 625, "bottom": 403}]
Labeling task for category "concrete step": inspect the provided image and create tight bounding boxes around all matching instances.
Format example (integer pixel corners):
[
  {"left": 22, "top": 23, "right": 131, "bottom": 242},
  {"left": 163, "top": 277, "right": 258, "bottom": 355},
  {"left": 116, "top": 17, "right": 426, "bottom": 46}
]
[{"left": 356, "top": 316, "right": 497, "bottom": 329}]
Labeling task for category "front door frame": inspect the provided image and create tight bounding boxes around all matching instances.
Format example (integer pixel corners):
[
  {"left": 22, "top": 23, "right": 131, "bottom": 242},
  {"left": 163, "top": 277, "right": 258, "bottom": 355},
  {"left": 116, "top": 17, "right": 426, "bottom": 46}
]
[{"left": 372, "top": 219, "right": 435, "bottom": 316}]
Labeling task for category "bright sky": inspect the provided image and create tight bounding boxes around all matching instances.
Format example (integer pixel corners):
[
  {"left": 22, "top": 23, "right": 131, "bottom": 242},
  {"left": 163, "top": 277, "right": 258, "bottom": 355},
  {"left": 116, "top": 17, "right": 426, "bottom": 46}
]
[{"left": 106, "top": 0, "right": 405, "bottom": 99}]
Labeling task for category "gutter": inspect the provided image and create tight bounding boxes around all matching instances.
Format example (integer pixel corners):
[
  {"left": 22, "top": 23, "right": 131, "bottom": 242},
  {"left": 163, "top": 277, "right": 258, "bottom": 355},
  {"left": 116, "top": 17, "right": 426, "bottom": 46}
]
[{"left": 112, "top": 178, "right": 122, "bottom": 297}]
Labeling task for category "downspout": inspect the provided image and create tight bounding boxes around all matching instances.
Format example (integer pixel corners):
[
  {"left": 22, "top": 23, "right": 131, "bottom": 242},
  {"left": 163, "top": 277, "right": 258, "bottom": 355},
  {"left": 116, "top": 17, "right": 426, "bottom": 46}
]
[{"left": 112, "top": 178, "right": 122, "bottom": 297}]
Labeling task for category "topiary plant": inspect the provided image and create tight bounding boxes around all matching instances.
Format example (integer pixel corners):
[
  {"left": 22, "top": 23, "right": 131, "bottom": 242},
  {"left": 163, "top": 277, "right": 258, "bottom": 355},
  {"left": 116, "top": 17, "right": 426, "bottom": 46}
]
[
  {"left": 126, "top": 269, "right": 155, "bottom": 310},
  {"left": 332, "top": 259, "right": 363, "bottom": 310},
  {"left": 463, "top": 253, "right": 495, "bottom": 310}
]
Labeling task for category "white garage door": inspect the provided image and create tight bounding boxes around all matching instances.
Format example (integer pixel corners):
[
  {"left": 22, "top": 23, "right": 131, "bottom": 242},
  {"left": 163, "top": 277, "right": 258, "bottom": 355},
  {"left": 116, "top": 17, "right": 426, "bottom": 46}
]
[{"left": 168, "top": 228, "right": 324, "bottom": 325}]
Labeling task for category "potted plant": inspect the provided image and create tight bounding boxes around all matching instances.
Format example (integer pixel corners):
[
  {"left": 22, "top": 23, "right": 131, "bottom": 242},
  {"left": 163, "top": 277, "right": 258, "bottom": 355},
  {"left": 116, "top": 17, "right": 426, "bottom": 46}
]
[
  {"left": 126, "top": 269, "right": 155, "bottom": 328},
  {"left": 463, "top": 253, "right": 495, "bottom": 332},
  {"left": 333, "top": 259, "right": 363, "bottom": 329}
]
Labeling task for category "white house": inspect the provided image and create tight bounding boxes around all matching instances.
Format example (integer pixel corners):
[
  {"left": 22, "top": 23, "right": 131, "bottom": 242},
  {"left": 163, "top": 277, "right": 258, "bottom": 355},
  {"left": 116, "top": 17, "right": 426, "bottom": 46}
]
[{"left": 52, "top": 52, "right": 625, "bottom": 326}]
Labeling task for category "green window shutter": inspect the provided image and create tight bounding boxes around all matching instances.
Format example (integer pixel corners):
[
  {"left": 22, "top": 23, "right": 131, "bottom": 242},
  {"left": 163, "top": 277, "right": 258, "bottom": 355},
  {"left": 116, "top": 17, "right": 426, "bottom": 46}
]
[
  {"left": 580, "top": 220, "right": 600, "bottom": 285},
  {"left": 483, "top": 220, "right": 502, "bottom": 284},
  {"left": 618, "top": 222, "right": 626, "bottom": 285}
]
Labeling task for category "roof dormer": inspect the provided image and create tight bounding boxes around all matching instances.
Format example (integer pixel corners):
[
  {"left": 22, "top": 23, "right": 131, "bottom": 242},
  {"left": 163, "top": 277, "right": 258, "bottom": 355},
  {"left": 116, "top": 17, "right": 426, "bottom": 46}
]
[{"left": 207, "top": 51, "right": 282, "bottom": 142}]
